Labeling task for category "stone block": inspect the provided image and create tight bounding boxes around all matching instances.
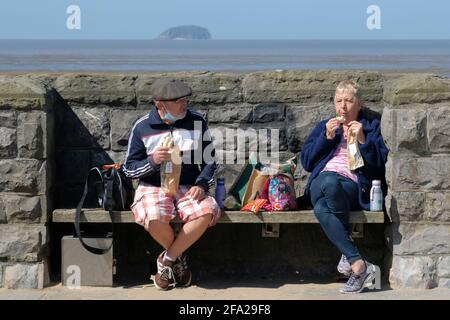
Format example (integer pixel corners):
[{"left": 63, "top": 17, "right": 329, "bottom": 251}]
[
  {"left": 386, "top": 191, "right": 450, "bottom": 223},
  {"left": 209, "top": 122, "right": 287, "bottom": 154},
  {"left": 0, "top": 264, "right": 3, "bottom": 287},
  {"left": 0, "top": 224, "right": 47, "bottom": 262},
  {"left": 4, "top": 263, "right": 45, "bottom": 289},
  {"left": 136, "top": 72, "right": 243, "bottom": 106},
  {"left": 214, "top": 149, "right": 236, "bottom": 166},
  {"left": 189, "top": 106, "right": 208, "bottom": 119},
  {"left": 390, "top": 156, "right": 450, "bottom": 191},
  {"left": 427, "top": 106, "right": 450, "bottom": 153},
  {"left": 55, "top": 106, "right": 110, "bottom": 149},
  {"left": 0, "top": 110, "right": 17, "bottom": 127},
  {"left": 438, "top": 278, "right": 450, "bottom": 288},
  {"left": 17, "top": 112, "right": 45, "bottom": 159},
  {"left": 110, "top": 109, "right": 148, "bottom": 151},
  {"left": 0, "top": 194, "right": 43, "bottom": 223},
  {"left": 424, "top": 192, "right": 450, "bottom": 221},
  {"left": 235, "top": 122, "right": 288, "bottom": 153},
  {"left": 385, "top": 191, "right": 425, "bottom": 222},
  {"left": 54, "top": 74, "right": 137, "bottom": 106},
  {"left": 286, "top": 104, "right": 335, "bottom": 153},
  {"left": 392, "top": 223, "right": 450, "bottom": 255},
  {"left": 36, "top": 160, "right": 51, "bottom": 196},
  {"left": 0, "top": 75, "right": 56, "bottom": 110},
  {"left": 208, "top": 124, "right": 236, "bottom": 152},
  {"left": 253, "top": 124, "right": 288, "bottom": 154},
  {"left": 24, "top": 74, "right": 57, "bottom": 88},
  {"left": 396, "top": 107, "right": 428, "bottom": 155},
  {"left": 380, "top": 106, "right": 395, "bottom": 151},
  {"left": 0, "top": 111, "right": 17, "bottom": 159},
  {"left": 243, "top": 70, "right": 383, "bottom": 103},
  {"left": 253, "top": 103, "right": 286, "bottom": 122},
  {"left": 207, "top": 105, "right": 252, "bottom": 123},
  {"left": 384, "top": 74, "right": 450, "bottom": 105},
  {"left": 0, "top": 159, "right": 42, "bottom": 193},
  {"left": 0, "top": 127, "right": 16, "bottom": 159},
  {"left": 381, "top": 105, "right": 429, "bottom": 155},
  {"left": 215, "top": 163, "right": 247, "bottom": 191},
  {"left": 0, "top": 198, "right": 5, "bottom": 223},
  {"left": 106, "top": 151, "right": 126, "bottom": 164},
  {"left": 437, "top": 256, "right": 450, "bottom": 278},
  {"left": 384, "top": 156, "right": 394, "bottom": 190},
  {"left": 389, "top": 255, "right": 436, "bottom": 289},
  {"left": 75, "top": 106, "right": 110, "bottom": 149}
]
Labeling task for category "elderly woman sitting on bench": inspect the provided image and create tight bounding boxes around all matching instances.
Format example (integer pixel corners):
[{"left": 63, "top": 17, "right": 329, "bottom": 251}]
[{"left": 300, "top": 80, "right": 388, "bottom": 294}]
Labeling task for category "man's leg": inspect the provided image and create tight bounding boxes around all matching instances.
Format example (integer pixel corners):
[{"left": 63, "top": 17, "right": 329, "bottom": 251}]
[
  {"left": 168, "top": 186, "right": 220, "bottom": 259},
  {"left": 131, "top": 185, "right": 179, "bottom": 290},
  {"left": 166, "top": 213, "right": 212, "bottom": 259},
  {"left": 163, "top": 213, "right": 213, "bottom": 289},
  {"left": 147, "top": 220, "right": 176, "bottom": 250},
  {"left": 161, "top": 188, "right": 219, "bottom": 287}
]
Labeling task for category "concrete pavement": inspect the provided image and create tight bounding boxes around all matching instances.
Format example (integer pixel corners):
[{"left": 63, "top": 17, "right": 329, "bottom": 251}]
[{"left": 1, "top": 279, "right": 449, "bottom": 300}]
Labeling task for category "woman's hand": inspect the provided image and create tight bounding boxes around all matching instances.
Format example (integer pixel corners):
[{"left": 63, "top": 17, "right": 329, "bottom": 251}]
[
  {"left": 326, "top": 118, "right": 340, "bottom": 139},
  {"left": 347, "top": 121, "right": 365, "bottom": 144},
  {"left": 186, "top": 186, "right": 206, "bottom": 201}
]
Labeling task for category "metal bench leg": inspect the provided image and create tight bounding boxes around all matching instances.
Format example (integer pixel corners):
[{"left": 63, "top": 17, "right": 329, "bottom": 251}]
[
  {"left": 262, "top": 223, "right": 280, "bottom": 238},
  {"left": 351, "top": 223, "right": 364, "bottom": 238}
]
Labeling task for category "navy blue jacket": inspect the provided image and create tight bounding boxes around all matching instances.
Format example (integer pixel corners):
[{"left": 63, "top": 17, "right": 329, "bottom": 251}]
[
  {"left": 123, "top": 107, "right": 216, "bottom": 191},
  {"left": 300, "top": 111, "right": 389, "bottom": 210}
]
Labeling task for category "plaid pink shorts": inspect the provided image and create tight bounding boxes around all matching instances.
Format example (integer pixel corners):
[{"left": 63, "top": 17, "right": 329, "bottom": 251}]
[{"left": 131, "top": 182, "right": 221, "bottom": 229}]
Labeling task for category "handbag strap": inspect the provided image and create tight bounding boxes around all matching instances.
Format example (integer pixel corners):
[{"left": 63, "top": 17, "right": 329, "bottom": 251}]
[
  {"left": 74, "top": 167, "right": 113, "bottom": 255},
  {"left": 104, "top": 172, "right": 115, "bottom": 211}
]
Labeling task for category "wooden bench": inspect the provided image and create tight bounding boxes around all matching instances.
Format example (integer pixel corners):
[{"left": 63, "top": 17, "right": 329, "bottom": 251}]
[
  {"left": 52, "top": 208, "right": 384, "bottom": 224},
  {"left": 53, "top": 208, "right": 384, "bottom": 238},
  {"left": 52, "top": 208, "right": 384, "bottom": 238}
]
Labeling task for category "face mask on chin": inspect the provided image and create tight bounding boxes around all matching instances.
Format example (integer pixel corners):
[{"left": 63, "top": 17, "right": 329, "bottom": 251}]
[{"left": 161, "top": 104, "right": 186, "bottom": 122}]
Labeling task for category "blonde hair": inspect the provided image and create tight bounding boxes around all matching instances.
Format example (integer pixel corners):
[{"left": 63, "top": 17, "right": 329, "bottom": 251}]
[{"left": 335, "top": 80, "right": 362, "bottom": 103}]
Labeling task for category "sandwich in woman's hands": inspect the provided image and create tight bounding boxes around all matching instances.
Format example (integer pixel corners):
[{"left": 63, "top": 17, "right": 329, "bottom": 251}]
[{"left": 336, "top": 115, "right": 346, "bottom": 123}]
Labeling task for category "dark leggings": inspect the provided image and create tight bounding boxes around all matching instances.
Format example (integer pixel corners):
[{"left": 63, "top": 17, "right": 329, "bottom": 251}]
[{"left": 310, "top": 171, "right": 362, "bottom": 264}]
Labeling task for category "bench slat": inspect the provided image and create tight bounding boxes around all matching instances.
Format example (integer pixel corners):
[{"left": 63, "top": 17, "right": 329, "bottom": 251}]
[{"left": 52, "top": 209, "right": 384, "bottom": 224}]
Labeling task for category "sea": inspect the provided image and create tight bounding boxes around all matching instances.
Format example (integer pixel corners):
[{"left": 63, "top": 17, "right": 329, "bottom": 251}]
[{"left": 1, "top": 40, "right": 450, "bottom": 76}]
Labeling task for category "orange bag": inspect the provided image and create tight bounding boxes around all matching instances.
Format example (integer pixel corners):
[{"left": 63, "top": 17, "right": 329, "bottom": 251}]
[{"left": 240, "top": 198, "right": 268, "bottom": 214}]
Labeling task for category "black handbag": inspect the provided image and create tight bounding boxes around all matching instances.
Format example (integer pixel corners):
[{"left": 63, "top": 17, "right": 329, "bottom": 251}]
[{"left": 75, "top": 164, "right": 134, "bottom": 255}]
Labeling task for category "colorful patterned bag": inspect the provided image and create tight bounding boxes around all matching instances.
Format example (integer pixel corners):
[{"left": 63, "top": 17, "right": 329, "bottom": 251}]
[{"left": 262, "top": 173, "right": 298, "bottom": 211}]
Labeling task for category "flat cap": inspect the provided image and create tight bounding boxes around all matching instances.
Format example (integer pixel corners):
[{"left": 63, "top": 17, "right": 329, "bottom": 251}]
[{"left": 150, "top": 78, "right": 192, "bottom": 101}]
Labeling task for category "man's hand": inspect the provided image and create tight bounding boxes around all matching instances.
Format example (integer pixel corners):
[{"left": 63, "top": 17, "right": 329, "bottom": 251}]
[
  {"left": 347, "top": 121, "right": 365, "bottom": 144},
  {"left": 151, "top": 147, "right": 172, "bottom": 165},
  {"left": 325, "top": 118, "right": 340, "bottom": 139},
  {"left": 186, "top": 186, "right": 206, "bottom": 201}
]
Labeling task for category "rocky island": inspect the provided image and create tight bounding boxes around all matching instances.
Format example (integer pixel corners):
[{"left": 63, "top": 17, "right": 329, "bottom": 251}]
[{"left": 157, "top": 25, "right": 212, "bottom": 40}]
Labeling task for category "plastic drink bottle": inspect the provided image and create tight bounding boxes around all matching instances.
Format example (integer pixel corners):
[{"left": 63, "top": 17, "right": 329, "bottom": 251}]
[
  {"left": 215, "top": 178, "right": 226, "bottom": 209},
  {"left": 370, "top": 180, "right": 383, "bottom": 211}
]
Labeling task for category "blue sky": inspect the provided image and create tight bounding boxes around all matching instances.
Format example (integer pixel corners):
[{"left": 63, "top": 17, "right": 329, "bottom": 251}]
[{"left": 0, "top": 0, "right": 449, "bottom": 40}]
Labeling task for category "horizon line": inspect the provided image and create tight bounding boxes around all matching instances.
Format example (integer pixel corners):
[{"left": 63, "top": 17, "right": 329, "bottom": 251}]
[{"left": 1, "top": 38, "right": 450, "bottom": 41}]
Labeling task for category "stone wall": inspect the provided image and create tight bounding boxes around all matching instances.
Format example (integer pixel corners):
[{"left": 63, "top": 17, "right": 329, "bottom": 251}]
[
  {"left": 0, "top": 71, "right": 449, "bottom": 289},
  {"left": 382, "top": 74, "right": 450, "bottom": 288},
  {"left": 0, "top": 75, "right": 55, "bottom": 288}
]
